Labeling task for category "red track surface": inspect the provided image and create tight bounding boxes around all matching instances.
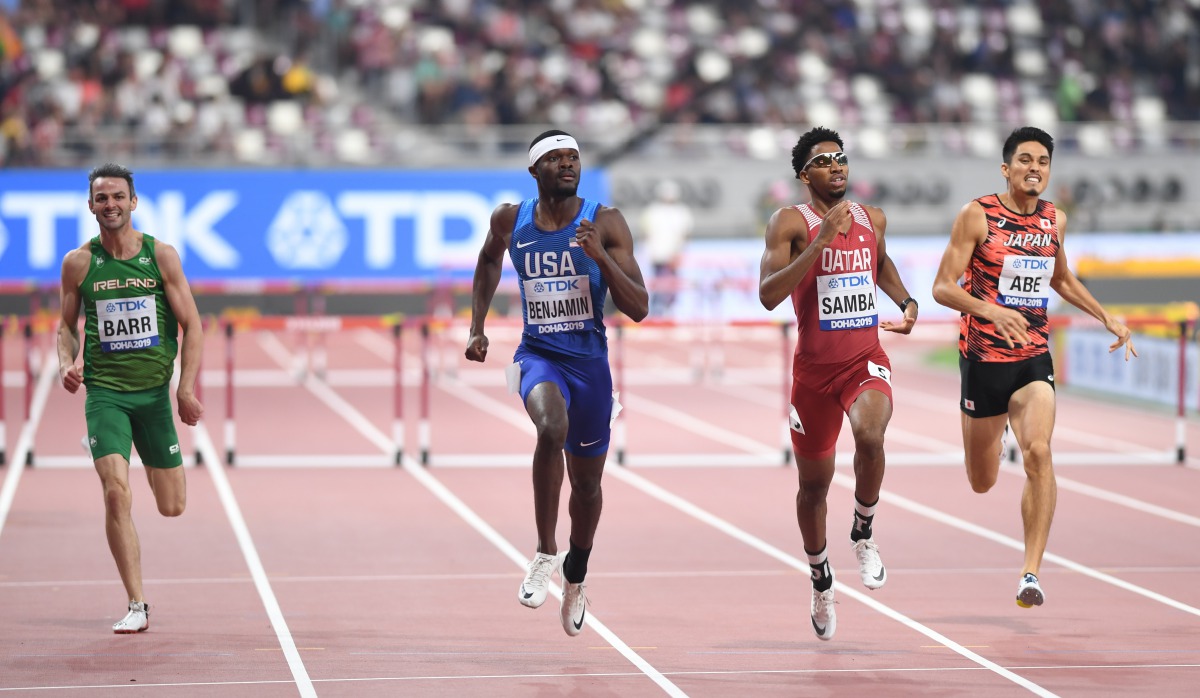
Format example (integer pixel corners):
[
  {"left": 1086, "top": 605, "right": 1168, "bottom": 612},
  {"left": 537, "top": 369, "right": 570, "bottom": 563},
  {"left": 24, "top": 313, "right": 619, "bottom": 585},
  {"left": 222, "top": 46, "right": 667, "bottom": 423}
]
[{"left": 1, "top": 325, "right": 1198, "bottom": 696}]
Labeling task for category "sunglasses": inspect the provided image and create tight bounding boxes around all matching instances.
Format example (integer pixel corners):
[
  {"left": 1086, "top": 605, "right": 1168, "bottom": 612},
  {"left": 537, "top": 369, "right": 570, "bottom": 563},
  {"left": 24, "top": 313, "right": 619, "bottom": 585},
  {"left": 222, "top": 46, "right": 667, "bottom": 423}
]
[{"left": 802, "top": 151, "right": 849, "bottom": 170}]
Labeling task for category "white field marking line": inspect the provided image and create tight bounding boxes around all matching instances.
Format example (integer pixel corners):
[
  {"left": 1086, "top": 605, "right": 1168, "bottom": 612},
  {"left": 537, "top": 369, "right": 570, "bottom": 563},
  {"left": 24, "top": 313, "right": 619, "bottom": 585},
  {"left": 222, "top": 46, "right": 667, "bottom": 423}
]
[
  {"left": 441, "top": 377, "right": 1056, "bottom": 697},
  {"left": 0, "top": 361, "right": 55, "bottom": 542},
  {"left": 623, "top": 393, "right": 778, "bottom": 456},
  {"left": 190, "top": 424, "right": 316, "bottom": 698},
  {"left": 400, "top": 456, "right": 687, "bottom": 698},
  {"left": 436, "top": 356, "right": 1198, "bottom": 616},
  {"left": 290, "top": 359, "right": 686, "bottom": 697},
  {"left": 5, "top": 664, "right": 1200, "bottom": 692},
  {"left": 710, "top": 368, "right": 1200, "bottom": 525},
  {"left": 604, "top": 467, "right": 1057, "bottom": 697},
  {"left": 898, "top": 378, "right": 1178, "bottom": 455},
  {"left": 530, "top": 368, "right": 1200, "bottom": 621},
  {"left": 11, "top": 563, "right": 1200, "bottom": 590},
  {"left": 861, "top": 474, "right": 1200, "bottom": 619},
  {"left": 1001, "top": 463, "right": 1200, "bottom": 528},
  {"left": 301, "top": 376, "right": 393, "bottom": 454},
  {"left": 255, "top": 329, "right": 394, "bottom": 456},
  {"left": 625, "top": 385, "right": 1200, "bottom": 617}
]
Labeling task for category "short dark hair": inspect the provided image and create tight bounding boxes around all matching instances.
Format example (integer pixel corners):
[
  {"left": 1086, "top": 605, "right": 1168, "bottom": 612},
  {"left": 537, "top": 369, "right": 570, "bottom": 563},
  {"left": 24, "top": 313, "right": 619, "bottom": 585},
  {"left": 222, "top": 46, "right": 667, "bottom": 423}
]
[
  {"left": 88, "top": 163, "right": 136, "bottom": 200},
  {"left": 792, "top": 127, "right": 844, "bottom": 176},
  {"left": 1002, "top": 127, "right": 1054, "bottom": 164},
  {"left": 529, "top": 129, "right": 573, "bottom": 150}
]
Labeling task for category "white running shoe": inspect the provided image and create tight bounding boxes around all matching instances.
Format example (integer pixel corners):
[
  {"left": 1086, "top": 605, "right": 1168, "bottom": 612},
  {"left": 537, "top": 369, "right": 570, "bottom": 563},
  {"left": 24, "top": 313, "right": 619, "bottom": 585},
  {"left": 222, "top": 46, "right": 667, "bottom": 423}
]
[
  {"left": 1016, "top": 573, "right": 1044, "bottom": 608},
  {"left": 560, "top": 580, "right": 588, "bottom": 636},
  {"left": 810, "top": 581, "right": 836, "bottom": 641},
  {"left": 518, "top": 552, "right": 563, "bottom": 608},
  {"left": 852, "top": 537, "right": 887, "bottom": 590},
  {"left": 113, "top": 601, "right": 149, "bottom": 634}
]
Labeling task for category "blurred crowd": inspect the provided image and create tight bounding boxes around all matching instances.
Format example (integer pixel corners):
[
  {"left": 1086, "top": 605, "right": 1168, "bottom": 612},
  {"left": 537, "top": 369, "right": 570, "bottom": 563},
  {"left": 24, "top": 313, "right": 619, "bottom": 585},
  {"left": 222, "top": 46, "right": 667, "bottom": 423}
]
[{"left": 1, "top": 0, "right": 1197, "bottom": 167}]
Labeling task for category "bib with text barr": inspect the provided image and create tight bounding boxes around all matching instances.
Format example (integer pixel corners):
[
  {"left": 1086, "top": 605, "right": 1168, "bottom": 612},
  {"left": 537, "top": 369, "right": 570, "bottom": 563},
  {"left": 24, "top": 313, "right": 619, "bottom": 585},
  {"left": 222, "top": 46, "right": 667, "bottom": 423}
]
[{"left": 95, "top": 296, "right": 161, "bottom": 352}]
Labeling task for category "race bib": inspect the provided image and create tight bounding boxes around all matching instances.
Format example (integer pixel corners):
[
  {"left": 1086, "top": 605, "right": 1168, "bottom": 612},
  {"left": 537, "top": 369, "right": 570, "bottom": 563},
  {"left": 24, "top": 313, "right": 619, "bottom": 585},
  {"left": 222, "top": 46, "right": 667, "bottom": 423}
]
[
  {"left": 817, "top": 271, "right": 878, "bottom": 330},
  {"left": 997, "top": 255, "right": 1054, "bottom": 308},
  {"left": 96, "top": 296, "right": 160, "bottom": 352},
  {"left": 523, "top": 275, "right": 594, "bottom": 335}
]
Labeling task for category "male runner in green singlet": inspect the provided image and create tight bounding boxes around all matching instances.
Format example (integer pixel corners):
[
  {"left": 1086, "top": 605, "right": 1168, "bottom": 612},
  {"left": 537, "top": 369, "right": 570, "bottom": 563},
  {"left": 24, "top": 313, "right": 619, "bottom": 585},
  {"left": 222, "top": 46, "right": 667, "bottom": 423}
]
[{"left": 57, "top": 163, "right": 205, "bottom": 633}]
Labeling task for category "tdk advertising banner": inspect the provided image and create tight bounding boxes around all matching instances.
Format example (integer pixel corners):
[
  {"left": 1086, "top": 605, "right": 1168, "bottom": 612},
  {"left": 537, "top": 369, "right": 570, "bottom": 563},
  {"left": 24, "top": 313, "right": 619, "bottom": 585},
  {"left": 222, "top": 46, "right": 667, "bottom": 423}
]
[{"left": 0, "top": 170, "right": 609, "bottom": 283}]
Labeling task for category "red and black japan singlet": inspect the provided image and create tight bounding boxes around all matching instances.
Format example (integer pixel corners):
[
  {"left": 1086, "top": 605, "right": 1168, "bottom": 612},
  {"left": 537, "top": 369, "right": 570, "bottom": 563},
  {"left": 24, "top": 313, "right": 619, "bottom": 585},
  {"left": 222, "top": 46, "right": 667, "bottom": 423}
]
[{"left": 959, "top": 194, "right": 1060, "bottom": 362}]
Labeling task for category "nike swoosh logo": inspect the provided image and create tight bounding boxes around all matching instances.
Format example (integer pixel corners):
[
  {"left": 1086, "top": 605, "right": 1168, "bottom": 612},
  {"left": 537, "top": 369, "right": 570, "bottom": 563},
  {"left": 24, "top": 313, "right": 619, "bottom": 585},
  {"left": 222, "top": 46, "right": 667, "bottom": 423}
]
[
  {"left": 556, "top": 137, "right": 567, "bottom": 141},
  {"left": 574, "top": 609, "right": 585, "bottom": 631},
  {"left": 580, "top": 439, "right": 601, "bottom": 447},
  {"left": 874, "top": 568, "right": 885, "bottom": 581},
  {"left": 521, "top": 586, "right": 534, "bottom": 599},
  {"left": 516, "top": 240, "right": 536, "bottom": 249},
  {"left": 811, "top": 617, "right": 826, "bottom": 635}
]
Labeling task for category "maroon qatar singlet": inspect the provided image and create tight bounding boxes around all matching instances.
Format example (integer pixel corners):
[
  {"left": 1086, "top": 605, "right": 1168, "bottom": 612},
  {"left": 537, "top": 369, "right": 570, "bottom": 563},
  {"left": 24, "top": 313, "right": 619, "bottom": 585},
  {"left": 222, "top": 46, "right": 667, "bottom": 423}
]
[{"left": 789, "top": 202, "right": 883, "bottom": 368}]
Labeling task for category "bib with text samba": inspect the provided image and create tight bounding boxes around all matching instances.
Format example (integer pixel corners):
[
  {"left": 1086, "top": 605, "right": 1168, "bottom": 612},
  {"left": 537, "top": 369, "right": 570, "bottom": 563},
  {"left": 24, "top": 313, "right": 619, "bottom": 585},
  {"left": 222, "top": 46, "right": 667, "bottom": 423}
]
[{"left": 817, "top": 271, "right": 879, "bottom": 330}]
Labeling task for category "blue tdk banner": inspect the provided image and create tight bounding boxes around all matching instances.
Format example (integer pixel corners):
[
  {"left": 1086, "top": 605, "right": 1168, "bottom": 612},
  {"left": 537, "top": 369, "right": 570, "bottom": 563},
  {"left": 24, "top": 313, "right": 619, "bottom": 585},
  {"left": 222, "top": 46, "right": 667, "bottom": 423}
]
[{"left": 0, "top": 170, "right": 609, "bottom": 282}]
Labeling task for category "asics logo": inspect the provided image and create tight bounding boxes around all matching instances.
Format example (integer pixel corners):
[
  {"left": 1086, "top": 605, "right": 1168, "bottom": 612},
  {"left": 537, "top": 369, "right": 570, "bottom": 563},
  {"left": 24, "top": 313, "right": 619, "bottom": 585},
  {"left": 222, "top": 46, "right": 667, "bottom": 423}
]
[{"left": 516, "top": 240, "right": 537, "bottom": 249}]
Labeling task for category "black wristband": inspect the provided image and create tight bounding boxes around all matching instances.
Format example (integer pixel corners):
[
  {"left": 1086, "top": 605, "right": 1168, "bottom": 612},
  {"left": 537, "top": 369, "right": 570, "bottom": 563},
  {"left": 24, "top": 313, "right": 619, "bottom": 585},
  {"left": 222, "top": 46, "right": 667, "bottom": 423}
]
[{"left": 899, "top": 297, "right": 917, "bottom": 313}]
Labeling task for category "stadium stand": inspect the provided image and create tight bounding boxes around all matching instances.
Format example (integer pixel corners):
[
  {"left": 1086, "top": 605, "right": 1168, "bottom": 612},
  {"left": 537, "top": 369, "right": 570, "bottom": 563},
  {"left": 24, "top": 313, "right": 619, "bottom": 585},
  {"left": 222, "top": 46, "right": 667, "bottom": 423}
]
[{"left": 2, "top": 0, "right": 1198, "bottom": 169}]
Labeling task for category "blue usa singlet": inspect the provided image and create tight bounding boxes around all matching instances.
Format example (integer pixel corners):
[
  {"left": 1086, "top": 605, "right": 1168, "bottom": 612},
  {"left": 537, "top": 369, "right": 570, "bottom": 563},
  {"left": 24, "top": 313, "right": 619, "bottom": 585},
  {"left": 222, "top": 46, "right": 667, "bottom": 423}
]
[{"left": 509, "top": 198, "right": 608, "bottom": 358}]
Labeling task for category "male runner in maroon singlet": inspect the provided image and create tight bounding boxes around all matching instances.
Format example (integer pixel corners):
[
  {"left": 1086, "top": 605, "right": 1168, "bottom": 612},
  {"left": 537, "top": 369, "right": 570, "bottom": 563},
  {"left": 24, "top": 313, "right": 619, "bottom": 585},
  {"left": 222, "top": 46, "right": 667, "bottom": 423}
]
[
  {"left": 760, "top": 127, "right": 918, "bottom": 641},
  {"left": 933, "top": 126, "right": 1136, "bottom": 609}
]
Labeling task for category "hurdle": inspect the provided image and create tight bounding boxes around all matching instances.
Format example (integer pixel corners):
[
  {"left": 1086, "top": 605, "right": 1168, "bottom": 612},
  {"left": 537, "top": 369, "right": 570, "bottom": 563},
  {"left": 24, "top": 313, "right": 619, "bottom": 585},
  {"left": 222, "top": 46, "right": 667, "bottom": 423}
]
[{"left": 220, "top": 314, "right": 406, "bottom": 467}]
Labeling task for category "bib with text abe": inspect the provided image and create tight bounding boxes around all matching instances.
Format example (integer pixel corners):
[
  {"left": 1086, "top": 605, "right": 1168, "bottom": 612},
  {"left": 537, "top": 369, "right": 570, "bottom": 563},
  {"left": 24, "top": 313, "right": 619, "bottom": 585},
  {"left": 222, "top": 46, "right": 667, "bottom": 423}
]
[{"left": 997, "top": 255, "right": 1055, "bottom": 309}]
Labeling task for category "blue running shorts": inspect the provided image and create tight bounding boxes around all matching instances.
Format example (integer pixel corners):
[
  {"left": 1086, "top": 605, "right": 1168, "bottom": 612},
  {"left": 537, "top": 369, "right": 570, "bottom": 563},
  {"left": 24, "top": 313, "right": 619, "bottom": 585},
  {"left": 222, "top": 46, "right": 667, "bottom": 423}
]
[{"left": 513, "top": 345, "right": 614, "bottom": 458}]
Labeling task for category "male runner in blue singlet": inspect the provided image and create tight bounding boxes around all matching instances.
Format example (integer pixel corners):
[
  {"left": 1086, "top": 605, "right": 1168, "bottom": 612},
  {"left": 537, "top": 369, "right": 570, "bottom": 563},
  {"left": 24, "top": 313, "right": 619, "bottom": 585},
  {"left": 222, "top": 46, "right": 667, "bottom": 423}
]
[{"left": 466, "top": 130, "right": 649, "bottom": 636}]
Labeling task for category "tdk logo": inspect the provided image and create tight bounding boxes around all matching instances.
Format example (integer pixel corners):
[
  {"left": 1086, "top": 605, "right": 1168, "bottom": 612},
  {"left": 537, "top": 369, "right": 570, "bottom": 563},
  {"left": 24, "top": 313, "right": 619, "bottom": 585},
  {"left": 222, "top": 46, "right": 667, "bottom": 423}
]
[
  {"left": 828, "top": 274, "right": 871, "bottom": 289},
  {"left": 105, "top": 299, "right": 149, "bottom": 312},
  {"left": 535, "top": 279, "right": 580, "bottom": 293},
  {"left": 1011, "top": 258, "right": 1050, "bottom": 270}
]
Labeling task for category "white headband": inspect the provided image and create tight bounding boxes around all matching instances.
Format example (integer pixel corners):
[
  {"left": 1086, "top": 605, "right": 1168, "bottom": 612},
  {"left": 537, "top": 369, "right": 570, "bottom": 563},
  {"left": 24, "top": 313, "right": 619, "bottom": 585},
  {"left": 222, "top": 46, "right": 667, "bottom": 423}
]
[{"left": 528, "top": 134, "right": 580, "bottom": 167}]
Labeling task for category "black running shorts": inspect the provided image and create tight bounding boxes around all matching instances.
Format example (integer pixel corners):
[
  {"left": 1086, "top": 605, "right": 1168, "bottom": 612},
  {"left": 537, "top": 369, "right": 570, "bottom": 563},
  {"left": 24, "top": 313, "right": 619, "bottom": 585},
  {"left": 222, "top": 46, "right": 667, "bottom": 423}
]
[{"left": 959, "top": 352, "right": 1054, "bottom": 418}]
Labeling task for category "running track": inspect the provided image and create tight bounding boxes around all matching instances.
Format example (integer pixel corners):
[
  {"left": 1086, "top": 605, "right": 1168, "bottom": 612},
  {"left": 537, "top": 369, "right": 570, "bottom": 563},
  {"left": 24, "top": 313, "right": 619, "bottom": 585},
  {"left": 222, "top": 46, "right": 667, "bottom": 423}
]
[{"left": 1, "top": 323, "right": 1198, "bottom": 696}]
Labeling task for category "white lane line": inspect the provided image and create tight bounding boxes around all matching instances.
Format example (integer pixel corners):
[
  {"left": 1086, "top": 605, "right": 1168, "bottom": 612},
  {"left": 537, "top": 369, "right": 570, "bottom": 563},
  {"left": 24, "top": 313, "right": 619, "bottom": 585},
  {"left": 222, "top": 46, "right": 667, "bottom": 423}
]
[
  {"left": 191, "top": 424, "right": 316, "bottom": 698},
  {"left": 437, "top": 375, "right": 1054, "bottom": 695},
  {"left": 401, "top": 457, "right": 688, "bottom": 697},
  {"left": 7, "top": 563, "right": 1200, "bottom": 590},
  {"left": 606, "top": 465, "right": 1058, "bottom": 698},
  {"left": 865, "top": 477, "right": 1200, "bottom": 619},
  {"left": 710, "top": 370, "right": 1200, "bottom": 525},
  {"left": 0, "top": 360, "right": 55, "bottom": 542},
  {"left": 1001, "top": 464, "right": 1200, "bottom": 528},
  {"left": 296, "top": 365, "right": 686, "bottom": 697},
  {"left": 627, "top": 380, "right": 1200, "bottom": 618}
]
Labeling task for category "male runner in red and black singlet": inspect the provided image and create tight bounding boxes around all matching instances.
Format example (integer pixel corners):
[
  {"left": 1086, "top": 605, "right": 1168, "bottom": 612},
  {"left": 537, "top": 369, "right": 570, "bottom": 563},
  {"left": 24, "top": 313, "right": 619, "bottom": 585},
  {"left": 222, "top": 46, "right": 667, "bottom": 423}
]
[
  {"left": 933, "top": 126, "right": 1136, "bottom": 609},
  {"left": 760, "top": 127, "right": 919, "bottom": 641}
]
